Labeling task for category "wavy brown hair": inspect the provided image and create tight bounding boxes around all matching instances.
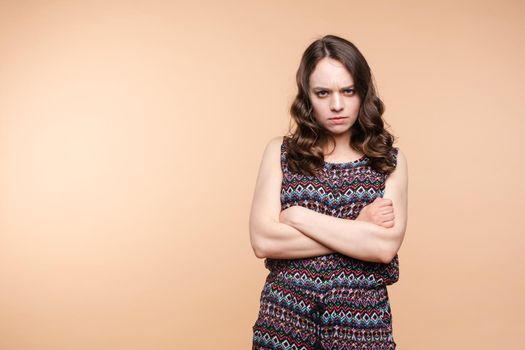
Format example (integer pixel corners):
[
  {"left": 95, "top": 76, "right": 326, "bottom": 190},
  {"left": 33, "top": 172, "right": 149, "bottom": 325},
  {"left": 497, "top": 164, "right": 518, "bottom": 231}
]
[{"left": 286, "top": 34, "right": 398, "bottom": 177}]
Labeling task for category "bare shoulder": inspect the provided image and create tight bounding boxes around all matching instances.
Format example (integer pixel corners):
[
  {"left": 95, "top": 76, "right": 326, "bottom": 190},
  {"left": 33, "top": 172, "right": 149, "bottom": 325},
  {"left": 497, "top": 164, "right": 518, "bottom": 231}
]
[
  {"left": 252, "top": 136, "right": 283, "bottom": 180},
  {"left": 265, "top": 135, "right": 285, "bottom": 153},
  {"left": 259, "top": 135, "right": 285, "bottom": 165},
  {"left": 395, "top": 147, "right": 407, "bottom": 167}
]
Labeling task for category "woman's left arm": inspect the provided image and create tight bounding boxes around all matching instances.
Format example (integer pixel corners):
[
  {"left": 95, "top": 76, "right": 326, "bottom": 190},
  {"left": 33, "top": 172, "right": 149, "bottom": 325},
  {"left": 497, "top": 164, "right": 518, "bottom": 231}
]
[{"left": 281, "top": 149, "right": 408, "bottom": 264}]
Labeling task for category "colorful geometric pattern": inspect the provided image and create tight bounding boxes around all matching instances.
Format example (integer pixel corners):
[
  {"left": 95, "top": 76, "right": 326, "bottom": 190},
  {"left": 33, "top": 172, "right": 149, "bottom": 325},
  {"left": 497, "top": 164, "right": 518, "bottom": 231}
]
[{"left": 252, "top": 136, "right": 400, "bottom": 349}]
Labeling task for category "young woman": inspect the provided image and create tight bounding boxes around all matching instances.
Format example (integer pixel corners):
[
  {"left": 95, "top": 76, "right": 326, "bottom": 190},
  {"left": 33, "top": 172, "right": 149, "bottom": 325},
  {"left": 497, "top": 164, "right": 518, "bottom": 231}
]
[{"left": 249, "top": 34, "right": 408, "bottom": 350}]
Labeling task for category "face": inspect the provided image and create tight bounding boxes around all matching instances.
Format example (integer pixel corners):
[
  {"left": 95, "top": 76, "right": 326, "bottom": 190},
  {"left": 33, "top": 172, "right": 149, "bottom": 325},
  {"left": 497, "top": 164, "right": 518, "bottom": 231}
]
[{"left": 308, "top": 57, "right": 361, "bottom": 135}]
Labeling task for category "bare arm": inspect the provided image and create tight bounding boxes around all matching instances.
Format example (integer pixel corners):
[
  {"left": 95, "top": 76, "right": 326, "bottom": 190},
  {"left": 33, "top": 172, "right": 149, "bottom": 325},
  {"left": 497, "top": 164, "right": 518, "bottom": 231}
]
[
  {"left": 249, "top": 136, "right": 336, "bottom": 259},
  {"left": 281, "top": 149, "right": 409, "bottom": 264}
]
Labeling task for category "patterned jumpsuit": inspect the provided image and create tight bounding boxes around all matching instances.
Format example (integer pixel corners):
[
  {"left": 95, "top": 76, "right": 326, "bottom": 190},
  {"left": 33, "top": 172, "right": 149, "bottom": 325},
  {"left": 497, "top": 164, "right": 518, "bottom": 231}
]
[{"left": 252, "top": 135, "right": 400, "bottom": 350}]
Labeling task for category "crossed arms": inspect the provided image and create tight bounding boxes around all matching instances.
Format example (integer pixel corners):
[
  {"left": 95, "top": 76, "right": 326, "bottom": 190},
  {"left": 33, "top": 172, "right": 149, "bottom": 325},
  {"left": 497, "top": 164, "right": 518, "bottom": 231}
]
[{"left": 249, "top": 136, "right": 408, "bottom": 264}]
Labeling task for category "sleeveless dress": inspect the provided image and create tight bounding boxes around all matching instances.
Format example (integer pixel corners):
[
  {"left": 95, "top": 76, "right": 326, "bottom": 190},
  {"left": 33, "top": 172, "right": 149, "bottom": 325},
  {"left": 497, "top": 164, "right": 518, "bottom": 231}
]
[{"left": 252, "top": 135, "right": 400, "bottom": 350}]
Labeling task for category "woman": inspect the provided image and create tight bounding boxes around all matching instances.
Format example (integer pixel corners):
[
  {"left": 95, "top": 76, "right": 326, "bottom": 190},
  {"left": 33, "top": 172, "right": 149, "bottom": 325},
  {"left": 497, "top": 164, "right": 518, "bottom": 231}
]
[{"left": 249, "top": 34, "right": 408, "bottom": 350}]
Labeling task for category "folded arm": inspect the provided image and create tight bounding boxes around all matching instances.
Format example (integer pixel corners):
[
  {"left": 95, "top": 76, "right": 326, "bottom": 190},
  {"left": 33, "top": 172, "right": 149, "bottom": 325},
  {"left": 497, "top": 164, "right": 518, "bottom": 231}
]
[
  {"left": 281, "top": 149, "right": 409, "bottom": 264},
  {"left": 252, "top": 219, "right": 337, "bottom": 259}
]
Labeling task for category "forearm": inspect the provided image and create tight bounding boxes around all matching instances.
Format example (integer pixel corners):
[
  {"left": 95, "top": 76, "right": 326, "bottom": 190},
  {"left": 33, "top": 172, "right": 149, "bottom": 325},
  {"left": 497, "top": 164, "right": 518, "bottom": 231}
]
[
  {"left": 290, "top": 207, "right": 390, "bottom": 263},
  {"left": 254, "top": 220, "right": 336, "bottom": 259}
]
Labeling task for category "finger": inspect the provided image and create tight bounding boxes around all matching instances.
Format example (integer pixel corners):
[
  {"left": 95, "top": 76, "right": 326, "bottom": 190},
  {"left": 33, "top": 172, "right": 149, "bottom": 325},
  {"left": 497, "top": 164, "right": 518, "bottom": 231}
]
[
  {"left": 375, "top": 199, "right": 393, "bottom": 207},
  {"left": 378, "top": 208, "right": 394, "bottom": 215},
  {"left": 381, "top": 213, "right": 395, "bottom": 221},
  {"left": 378, "top": 219, "right": 394, "bottom": 228},
  {"left": 379, "top": 222, "right": 392, "bottom": 228}
]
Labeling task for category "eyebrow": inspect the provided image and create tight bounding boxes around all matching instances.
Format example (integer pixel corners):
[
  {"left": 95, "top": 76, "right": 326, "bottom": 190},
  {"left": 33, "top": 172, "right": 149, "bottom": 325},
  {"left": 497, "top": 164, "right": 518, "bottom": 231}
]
[{"left": 312, "top": 85, "right": 354, "bottom": 91}]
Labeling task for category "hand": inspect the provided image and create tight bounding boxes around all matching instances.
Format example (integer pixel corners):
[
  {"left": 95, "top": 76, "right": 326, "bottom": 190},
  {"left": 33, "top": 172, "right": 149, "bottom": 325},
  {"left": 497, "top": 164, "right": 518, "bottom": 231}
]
[{"left": 356, "top": 197, "right": 395, "bottom": 228}]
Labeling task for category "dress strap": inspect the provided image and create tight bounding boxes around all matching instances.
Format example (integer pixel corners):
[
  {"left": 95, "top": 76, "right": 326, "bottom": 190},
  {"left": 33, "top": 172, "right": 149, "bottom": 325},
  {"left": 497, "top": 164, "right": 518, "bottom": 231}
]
[
  {"left": 391, "top": 147, "right": 399, "bottom": 168},
  {"left": 280, "top": 136, "right": 289, "bottom": 174}
]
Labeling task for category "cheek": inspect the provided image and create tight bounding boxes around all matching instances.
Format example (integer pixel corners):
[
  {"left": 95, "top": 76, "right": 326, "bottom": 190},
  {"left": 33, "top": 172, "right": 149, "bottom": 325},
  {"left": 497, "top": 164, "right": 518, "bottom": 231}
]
[
  {"left": 351, "top": 97, "right": 361, "bottom": 109},
  {"left": 311, "top": 101, "right": 327, "bottom": 116},
  {"left": 344, "top": 98, "right": 360, "bottom": 115}
]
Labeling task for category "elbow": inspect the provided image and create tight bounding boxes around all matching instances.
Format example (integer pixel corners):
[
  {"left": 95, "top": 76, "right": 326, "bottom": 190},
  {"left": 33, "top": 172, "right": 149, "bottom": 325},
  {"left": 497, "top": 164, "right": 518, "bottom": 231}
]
[
  {"left": 380, "top": 241, "right": 400, "bottom": 264},
  {"left": 250, "top": 228, "right": 269, "bottom": 259},
  {"left": 380, "top": 250, "right": 395, "bottom": 264},
  {"left": 253, "top": 243, "right": 267, "bottom": 259},
  {"left": 250, "top": 217, "right": 281, "bottom": 259},
  {"left": 379, "top": 227, "right": 405, "bottom": 264}
]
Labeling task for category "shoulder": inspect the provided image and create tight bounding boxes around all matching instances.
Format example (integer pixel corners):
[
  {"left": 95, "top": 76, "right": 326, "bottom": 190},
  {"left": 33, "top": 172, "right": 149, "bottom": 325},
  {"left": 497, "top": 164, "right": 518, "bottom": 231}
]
[
  {"left": 258, "top": 135, "right": 286, "bottom": 168},
  {"left": 263, "top": 135, "right": 286, "bottom": 156},
  {"left": 267, "top": 135, "right": 285, "bottom": 148}
]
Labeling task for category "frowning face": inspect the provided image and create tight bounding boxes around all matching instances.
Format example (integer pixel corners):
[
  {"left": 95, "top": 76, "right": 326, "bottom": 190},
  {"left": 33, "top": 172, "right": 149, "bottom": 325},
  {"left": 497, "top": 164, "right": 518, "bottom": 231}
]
[{"left": 308, "top": 57, "right": 361, "bottom": 136}]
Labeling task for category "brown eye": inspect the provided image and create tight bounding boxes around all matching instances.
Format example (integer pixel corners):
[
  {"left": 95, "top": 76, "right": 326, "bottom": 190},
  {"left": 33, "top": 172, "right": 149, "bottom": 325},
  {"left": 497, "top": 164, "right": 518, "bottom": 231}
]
[
  {"left": 344, "top": 88, "right": 355, "bottom": 94},
  {"left": 316, "top": 91, "right": 327, "bottom": 97}
]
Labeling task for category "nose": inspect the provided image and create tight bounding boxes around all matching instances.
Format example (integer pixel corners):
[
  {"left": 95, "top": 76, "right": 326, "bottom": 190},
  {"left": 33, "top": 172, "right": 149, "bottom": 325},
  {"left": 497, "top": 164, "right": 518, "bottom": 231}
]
[{"left": 330, "top": 92, "right": 344, "bottom": 112}]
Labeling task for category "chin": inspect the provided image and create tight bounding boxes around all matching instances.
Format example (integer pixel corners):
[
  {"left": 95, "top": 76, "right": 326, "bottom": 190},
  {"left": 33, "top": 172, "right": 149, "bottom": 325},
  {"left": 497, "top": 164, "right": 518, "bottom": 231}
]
[{"left": 329, "top": 128, "right": 351, "bottom": 135}]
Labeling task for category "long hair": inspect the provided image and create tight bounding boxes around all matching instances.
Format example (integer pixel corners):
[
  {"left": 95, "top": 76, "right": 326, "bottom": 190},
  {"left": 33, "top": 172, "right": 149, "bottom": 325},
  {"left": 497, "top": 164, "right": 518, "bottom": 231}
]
[{"left": 287, "top": 34, "right": 398, "bottom": 176}]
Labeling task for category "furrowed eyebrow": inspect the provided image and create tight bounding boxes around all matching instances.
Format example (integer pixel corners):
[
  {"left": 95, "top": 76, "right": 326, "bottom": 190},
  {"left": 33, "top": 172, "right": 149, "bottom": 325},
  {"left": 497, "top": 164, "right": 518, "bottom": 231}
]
[{"left": 312, "top": 85, "right": 354, "bottom": 91}]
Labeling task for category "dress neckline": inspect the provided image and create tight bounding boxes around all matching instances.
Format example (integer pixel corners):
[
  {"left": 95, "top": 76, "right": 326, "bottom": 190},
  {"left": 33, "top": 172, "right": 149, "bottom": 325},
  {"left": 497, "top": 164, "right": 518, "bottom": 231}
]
[
  {"left": 282, "top": 135, "right": 368, "bottom": 168},
  {"left": 323, "top": 154, "right": 368, "bottom": 168}
]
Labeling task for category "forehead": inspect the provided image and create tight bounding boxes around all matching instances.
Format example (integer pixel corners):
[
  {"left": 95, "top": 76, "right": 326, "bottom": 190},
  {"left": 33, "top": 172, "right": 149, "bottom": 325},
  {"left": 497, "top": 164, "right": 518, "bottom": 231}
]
[{"left": 309, "top": 58, "right": 354, "bottom": 87}]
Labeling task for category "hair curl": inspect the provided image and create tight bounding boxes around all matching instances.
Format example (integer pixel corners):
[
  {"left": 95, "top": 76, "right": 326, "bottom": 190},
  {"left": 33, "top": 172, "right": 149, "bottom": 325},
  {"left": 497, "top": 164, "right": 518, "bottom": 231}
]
[{"left": 286, "top": 34, "right": 398, "bottom": 177}]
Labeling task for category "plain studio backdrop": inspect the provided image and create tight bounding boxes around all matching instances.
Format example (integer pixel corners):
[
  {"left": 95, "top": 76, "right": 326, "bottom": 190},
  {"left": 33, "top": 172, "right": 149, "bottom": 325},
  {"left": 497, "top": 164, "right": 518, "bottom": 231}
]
[{"left": 0, "top": 1, "right": 523, "bottom": 349}]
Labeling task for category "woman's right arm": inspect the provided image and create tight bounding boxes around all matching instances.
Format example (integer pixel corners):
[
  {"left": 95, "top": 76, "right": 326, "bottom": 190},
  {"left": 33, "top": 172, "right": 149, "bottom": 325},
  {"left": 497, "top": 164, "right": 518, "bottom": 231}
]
[{"left": 249, "top": 136, "right": 336, "bottom": 259}]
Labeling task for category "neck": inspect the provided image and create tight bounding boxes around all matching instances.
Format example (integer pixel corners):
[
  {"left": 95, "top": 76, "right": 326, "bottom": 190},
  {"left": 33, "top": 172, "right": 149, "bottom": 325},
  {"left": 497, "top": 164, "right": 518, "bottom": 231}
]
[{"left": 322, "top": 132, "right": 352, "bottom": 152}]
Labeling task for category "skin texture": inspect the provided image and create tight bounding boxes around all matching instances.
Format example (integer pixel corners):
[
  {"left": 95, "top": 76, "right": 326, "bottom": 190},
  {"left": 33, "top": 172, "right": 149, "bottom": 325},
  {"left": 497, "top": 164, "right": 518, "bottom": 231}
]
[
  {"left": 249, "top": 57, "right": 408, "bottom": 263},
  {"left": 357, "top": 197, "right": 395, "bottom": 228},
  {"left": 308, "top": 57, "right": 363, "bottom": 161}
]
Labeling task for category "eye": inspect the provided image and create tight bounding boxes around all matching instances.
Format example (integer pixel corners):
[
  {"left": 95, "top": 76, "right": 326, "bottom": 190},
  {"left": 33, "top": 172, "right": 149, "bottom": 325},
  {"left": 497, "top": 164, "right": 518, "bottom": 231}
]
[
  {"left": 344, "top": 88, "right": 355, "bottom": 94},
  {"left": 315, "top": 91, "right": 328, "bottom": 97}
]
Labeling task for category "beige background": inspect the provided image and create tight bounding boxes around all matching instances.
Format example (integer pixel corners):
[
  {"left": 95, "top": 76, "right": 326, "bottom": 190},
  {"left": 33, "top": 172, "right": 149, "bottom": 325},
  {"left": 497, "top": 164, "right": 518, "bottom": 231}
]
[{"left": 1, "top": 1, "right": 524, "bottom": 349}]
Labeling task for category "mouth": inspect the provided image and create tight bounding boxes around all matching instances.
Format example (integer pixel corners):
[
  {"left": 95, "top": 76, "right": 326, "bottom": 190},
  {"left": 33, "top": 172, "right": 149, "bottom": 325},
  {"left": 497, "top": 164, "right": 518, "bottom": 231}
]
[{"left": 329, "top": 116, "right": 347, "bottom": 120}]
